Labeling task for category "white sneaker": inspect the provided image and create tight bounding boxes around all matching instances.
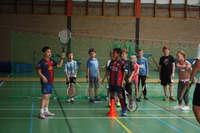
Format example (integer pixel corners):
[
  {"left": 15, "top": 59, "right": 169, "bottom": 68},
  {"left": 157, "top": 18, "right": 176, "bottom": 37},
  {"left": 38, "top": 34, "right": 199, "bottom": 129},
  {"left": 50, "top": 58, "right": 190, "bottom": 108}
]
[
  {"left": 67, "top": 98, "right": 72, "bottom": 103},
  {"left": 181, "top": 106, "right": 190, "bottom": 111},
  {"left": 173, "top": 105, "right": 183, "bottom": 109},
  {"left": 44, "top": 111, "right": 55, "bottom": 116},
  {"left": 71, "top": 97, "right": 74, "bottom": 102}
]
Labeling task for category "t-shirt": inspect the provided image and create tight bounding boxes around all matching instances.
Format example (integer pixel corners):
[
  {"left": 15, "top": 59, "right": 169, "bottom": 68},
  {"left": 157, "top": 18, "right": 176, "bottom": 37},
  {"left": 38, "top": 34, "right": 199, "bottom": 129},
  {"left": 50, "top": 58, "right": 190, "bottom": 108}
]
[
  {"left": 132, "top": 63, "right": 139, "bottom": 81},
  {"left": 196, "top": 44, "right": 200, "bottom": 83},
  {"left": 87, "top": 58, "right": 99, "bottom": 78},
  {"left": 123, "top": 59, "right": 134, "bottom": 81},
  {"left": 137, "top": 57, "right": 149, "bottom": 76},
  {"left": 108, "top": 60, "right": 125, "bottom": 86},
  {"left": 37, "top": 59, "right": 58, "bottom": 84},
  {"left": 64, "top": 60, "right": 78, "bottom": 77},
  {"left": 176, "top": 60, "right": 191, "bottom": 80},
  {"left": 159, "top": 55, "right": 175, "bottom": 76}
]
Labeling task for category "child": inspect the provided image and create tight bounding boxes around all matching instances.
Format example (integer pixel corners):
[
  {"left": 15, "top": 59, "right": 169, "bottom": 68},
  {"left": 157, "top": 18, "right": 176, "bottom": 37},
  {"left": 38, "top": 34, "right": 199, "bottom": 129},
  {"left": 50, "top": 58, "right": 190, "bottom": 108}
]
[
  {"left": 159, "top": 46, "right": 176, "bottom": 101},
  {"left": 64, "top": 52, "right": 78, "bottom": 103},
  {"left": 101, "top": 48, "right": 126, "bottom": 116},
  {"left": 173, "top": 51, "right": 192, "bottom": 110},
  {"left": 130, "top": 55, "right": 140, "bottom": 102},
  {"left": 106, "top": 50, "right": 120, "bottom": 107},
  {"left": 137, "top": 49, "right": 149, "bottom": 100},
  {"left": 37, "top": 46, "right": 65, "bottom": 119},
  {"left": 86, "top": 48, "right": 102, "bottom": 103},
  {"left": 121, "top": 49, "right": 134, "bottom": 110}
]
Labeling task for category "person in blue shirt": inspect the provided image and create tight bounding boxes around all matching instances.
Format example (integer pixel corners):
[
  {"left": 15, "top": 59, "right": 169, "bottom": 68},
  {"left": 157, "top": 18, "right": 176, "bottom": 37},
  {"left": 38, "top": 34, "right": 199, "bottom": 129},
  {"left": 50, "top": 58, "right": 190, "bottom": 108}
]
[
  {"left": 64, "top": 52, "right": 78, "bottom": 103},
  {"left": 86, "top": 48, "right": 102, "bottom": 103},
  {"left": 137, "top": 49, "right": 149, "bottom": 100}
]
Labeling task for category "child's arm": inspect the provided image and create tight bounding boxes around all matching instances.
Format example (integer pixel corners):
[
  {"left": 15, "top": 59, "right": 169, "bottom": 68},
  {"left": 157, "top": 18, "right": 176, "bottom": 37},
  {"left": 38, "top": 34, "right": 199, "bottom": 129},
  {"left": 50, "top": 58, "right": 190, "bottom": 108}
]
[
  {"left": 145, "top": 58, "right": 149, "bottom": 78},
  {"left": 98, "top": 68, "right": 100, "bottom": 81},
  {"left": 101, "top": 70, "right": 110, "bottom": 85},
  {"left": 171, "top": 62, "right": 175, "bottom": 78},
  {"left": 37, "top": 69, "right": 48, "bottom": 83},
  {"left": 159, "top": 65, "right": 162, "bottom": 80},
  {"left": 65, "top": 72, "right": 70, "bottom": 82},
  {"left": 56, "top": 53, "right": 65, "bottom": 67},
  {"left": 86, "top": 67, "right": 90, "bottom": 83}
]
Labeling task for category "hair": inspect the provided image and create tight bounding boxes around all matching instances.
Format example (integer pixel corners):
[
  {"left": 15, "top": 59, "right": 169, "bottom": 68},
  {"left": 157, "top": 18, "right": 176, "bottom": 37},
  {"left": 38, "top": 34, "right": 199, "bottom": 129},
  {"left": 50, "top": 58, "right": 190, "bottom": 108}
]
[
  {"left": 67, "top": 52, "right": 73, "bottom": 56},
  {"left": 163, "top": 46, "right": 170, "bottom": 51},
  {"left": 130, "top": 55, "right": 137, "bottom": 62},
  {"left": 42, "top": 46, "right": 51, "bottom": 52},
  {"left": 176, "top": 50, "right": 186, "bottom": 58},
  {"left": 137, "top": 49, "right": 143, "bottom": 54},
  {"left": 113, "top": 48, "right": 122, "bottom": 56},
  {"left": 110, "top": 50, "right": 113, "bottom": 56},
  {"left": 122, "top": 49, "right": 128, "bottom": 54},
  {"left": 88, "top": 48, "right": 96, "bottom": 54}
]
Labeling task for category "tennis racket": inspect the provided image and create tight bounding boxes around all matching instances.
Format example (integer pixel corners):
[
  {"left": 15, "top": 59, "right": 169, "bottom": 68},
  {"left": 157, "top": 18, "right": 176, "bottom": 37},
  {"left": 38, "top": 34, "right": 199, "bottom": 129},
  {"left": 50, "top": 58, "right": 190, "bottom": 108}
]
[
  {"left": 138, "top": 84, "right": 146, "bottom": 100},
  {"left": 122, "top": 87, "right": 138, "bottom": 112},
  {"left": 154, "top": 80, "right": 163, "bottom": 94},
  {"left": 0, "top": 80, "right": 4, "bottom": 86},
  {"left": 58, "top": 28, "right": 71, "bottom": 53},
  {"left": 66, "top": 83, "right": 78, "bottom": 97},
  {"left": 179, "top": 81, "right": 194, "bottom": 100},
  {"left": 85, "top": 83, "right": 94, "bottom": 99}
]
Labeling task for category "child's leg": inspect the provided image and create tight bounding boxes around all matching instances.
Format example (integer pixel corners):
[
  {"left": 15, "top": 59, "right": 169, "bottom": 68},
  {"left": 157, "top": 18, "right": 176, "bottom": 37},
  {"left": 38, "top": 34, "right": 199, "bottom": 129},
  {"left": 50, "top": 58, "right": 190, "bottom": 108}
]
[
  {"left": 163, "top": 85, "right": 168, "bottom": 96},
  {"left": 118, "top": 93, "right": 125, "bottom": 111},
  {"left": 94, "top": 87, "right": 99, "bottom": 97},
  {"left": 40, "top": 94, "right": 50, "bottom": 112},
  {"left": 177, "top": 82, "right": 182, "bottom": 106},
  {"left": 134, "top": 83, "right": 139, "bottom": 97},
  {"left": 70, "top": 83, "right": 75, "bottom": 97},
  {"left": 141, "top": 76, "right": 147, "bottom": 95},
  {"left": 184, "top": 89, "right": 189, "bottom": 106},
  {"left": 169, "top": 82, "right": 174, "bottom": 97}
]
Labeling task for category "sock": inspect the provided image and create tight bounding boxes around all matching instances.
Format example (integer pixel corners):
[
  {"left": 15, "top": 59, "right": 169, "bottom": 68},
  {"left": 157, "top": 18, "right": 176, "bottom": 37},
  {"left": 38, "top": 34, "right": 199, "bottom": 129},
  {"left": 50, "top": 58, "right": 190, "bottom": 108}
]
[
  {"left": 44, "top": 107, "right": 48, "bottom": 112},
  {"left": 40, "top": 109, "right": 44, "bottom": 113},
  {"left": 120, "top": 98, "right": 125, "bottom": 111}
]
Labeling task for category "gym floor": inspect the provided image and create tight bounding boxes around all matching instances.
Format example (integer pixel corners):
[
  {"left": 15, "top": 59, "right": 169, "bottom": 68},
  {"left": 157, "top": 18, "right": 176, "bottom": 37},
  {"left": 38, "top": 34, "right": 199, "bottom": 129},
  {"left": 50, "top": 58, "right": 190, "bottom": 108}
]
[{"left": 0, "top": 69, "right": 199, "bottom": 133}]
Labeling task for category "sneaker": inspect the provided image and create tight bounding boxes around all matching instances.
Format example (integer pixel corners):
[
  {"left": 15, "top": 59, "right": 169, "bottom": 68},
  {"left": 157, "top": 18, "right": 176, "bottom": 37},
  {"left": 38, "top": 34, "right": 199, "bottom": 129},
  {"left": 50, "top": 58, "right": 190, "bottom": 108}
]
[
  {"left": 89, "top": 98, "right": 95, "bottom": 103},
  {"left": 173, "top": 105, "right": 183, "bottom": 109},
  {"left": 163, "top": 95, "right": 169, "bottom": 101},
  {"left": 116, "top": 102, "right": 121, "bottom": 107},
  {"left": 144, "top": 95, "right": 149, "bottom": 100},
  {"left": 94, "top": 98, "right": 103, "bottom": 103},
  {"left": 136, "top": 98, "right": 140, "bottom": 102},
  {"left": 39, "top": 113, "right": 45, "bottom": 119},
  {"left": 169, "top": 96, "right": 176, "bottom": 101},
  {"left": 44, "top": 111, "right": 55, "bottom": 116},
  {"left": 181, "top": 106, "right": 190, "bottom": 111},
  {"left": 67, "top": 98, "right": 72, "bottom": 103},
  {"left": 71, "top": 97, "right": 74, "bottom": 102},
  {"left": 121, "top": 111, "right": 126, "bottom": 116}
]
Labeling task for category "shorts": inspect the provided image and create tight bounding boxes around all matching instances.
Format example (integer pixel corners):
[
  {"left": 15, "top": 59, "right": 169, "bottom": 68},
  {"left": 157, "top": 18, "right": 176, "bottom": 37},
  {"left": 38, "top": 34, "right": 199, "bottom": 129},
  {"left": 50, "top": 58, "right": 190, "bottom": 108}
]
[
  {"left": 66, "top": 77, "right": 76, "bottom": 85},
  {"left": 132, "top": 80, "right": 138, "bottom": 84},
  {"left": 160, "top": 75, "right": 173, "bottom": 86},
  {"left": 89, "top": 78, "right": 99, "bottom": 88},
  {"left": 41, "top": 83, "right": 53, "bottom": 94},
  {"left": 109, "top": 85, "right": 122, "bottom": 94},
  {"left": 193, "top": 83, "right": 200, "bottom": 106}
]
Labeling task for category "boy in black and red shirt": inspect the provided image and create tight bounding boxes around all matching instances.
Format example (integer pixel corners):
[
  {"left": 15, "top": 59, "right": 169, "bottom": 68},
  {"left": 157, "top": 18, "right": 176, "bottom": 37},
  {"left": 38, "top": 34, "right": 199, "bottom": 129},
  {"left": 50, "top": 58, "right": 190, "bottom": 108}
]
[
  {"left": 101, "top": 48, "right": 126, "bottom": 116},
  {"left": 37, "top": 46, "right": 65, "bottom": 119}
]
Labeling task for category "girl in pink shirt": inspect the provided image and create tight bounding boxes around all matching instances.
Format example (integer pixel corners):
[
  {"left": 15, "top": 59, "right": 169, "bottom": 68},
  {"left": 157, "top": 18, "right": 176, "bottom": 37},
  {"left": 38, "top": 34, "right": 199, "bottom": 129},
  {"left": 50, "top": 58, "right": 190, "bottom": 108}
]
[
  {"left": 173, "top": 50, "right": 192, "bottom": 111},
  {"left": 130, "top": 55, "right": 140, "bottom": 102}
]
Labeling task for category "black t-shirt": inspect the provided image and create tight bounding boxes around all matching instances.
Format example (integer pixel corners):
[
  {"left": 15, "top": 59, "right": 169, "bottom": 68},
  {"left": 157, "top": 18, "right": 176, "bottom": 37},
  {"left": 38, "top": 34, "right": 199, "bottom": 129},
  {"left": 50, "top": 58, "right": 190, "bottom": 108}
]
[
  {"left": 159, "top": 55, "right": 175, "bottom": 76},
  {"left": 123, "top": 59, "right": 134, "bottom": 81}
]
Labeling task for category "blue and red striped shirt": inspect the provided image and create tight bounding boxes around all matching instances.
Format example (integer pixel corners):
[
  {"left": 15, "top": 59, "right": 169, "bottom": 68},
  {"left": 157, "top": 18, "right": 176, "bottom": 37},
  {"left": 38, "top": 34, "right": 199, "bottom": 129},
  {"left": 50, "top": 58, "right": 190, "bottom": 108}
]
[
  {"left": 37, "top": 59, "right": 58, "bottom": 84},
  {"left": 108, "top": 60, "right": 125, "bottom": 86}
]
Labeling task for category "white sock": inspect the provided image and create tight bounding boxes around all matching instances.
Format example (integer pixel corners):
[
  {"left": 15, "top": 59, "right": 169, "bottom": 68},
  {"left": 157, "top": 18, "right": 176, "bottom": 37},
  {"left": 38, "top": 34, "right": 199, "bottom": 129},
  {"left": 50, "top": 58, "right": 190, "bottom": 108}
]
[
  {"left": 44, "top": 107, "right": 49, "bottom": 112},
  {"left": 40, "top": 109, "right": 44, "bottom": 113}
]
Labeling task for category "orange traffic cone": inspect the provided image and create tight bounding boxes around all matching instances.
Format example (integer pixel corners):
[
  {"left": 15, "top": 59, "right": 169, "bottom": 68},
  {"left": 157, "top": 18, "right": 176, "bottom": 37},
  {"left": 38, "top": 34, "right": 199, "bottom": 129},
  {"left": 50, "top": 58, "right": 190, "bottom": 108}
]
[{"left": 107, "top": 99, "right": 119, "bottom": 117}]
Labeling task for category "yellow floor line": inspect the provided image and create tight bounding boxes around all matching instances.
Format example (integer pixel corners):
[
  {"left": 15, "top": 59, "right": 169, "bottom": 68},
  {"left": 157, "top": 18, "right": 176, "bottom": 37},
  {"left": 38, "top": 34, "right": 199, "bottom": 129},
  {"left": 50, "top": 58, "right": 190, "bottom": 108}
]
[{"left": 113, "top": 117, "right": 132, "bottom": 133}]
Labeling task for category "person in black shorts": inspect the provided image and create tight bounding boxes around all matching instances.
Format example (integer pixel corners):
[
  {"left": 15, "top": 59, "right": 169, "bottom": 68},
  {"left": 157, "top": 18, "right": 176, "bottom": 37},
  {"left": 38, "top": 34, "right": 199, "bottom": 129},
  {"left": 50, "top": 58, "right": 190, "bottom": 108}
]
[{"left": 159, "top": 46, "right": 176, "bottom": 101}]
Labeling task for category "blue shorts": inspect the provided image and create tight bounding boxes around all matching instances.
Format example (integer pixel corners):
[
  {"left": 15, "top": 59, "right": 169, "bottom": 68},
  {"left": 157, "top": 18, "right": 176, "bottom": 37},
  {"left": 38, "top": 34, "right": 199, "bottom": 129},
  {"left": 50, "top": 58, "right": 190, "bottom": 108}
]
[
  {"left": 41, "top": 83, "right": 53, "bottom": 94},
  {"left": 109, "top": 85, "right": 122, "bottom": 94}
]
